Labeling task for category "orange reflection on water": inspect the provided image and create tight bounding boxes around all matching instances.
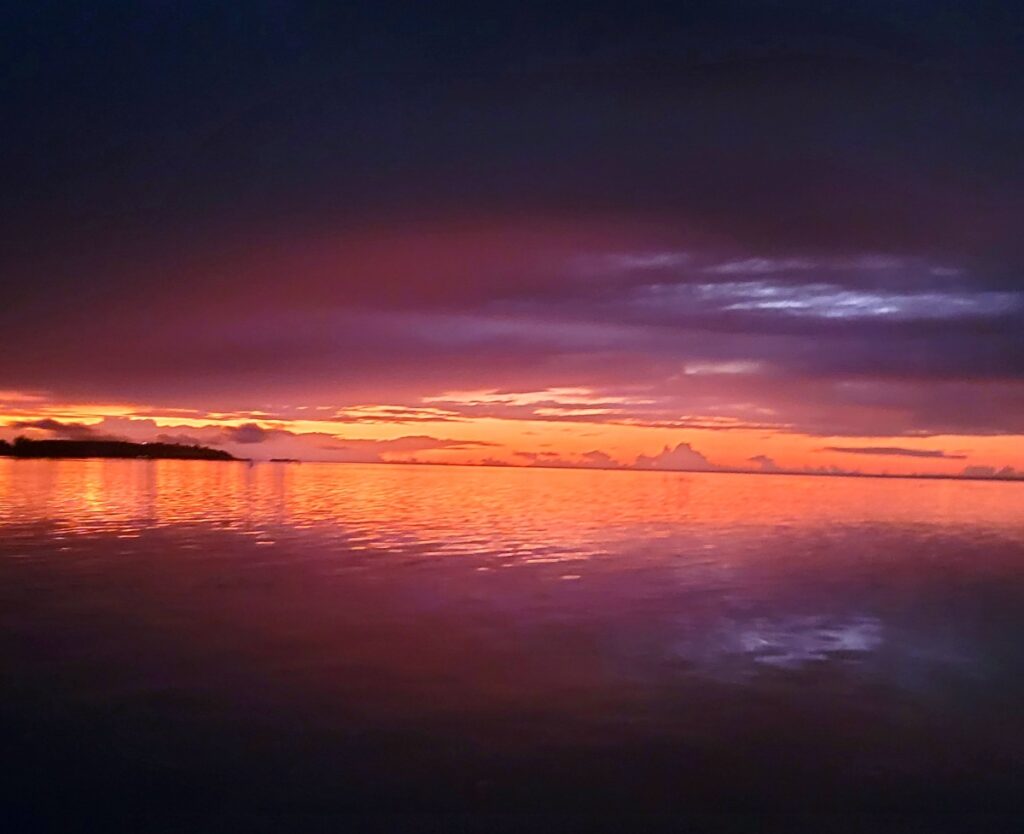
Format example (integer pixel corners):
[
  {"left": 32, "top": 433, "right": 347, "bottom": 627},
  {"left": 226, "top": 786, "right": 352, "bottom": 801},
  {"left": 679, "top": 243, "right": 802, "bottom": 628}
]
[{"left": 1, "top": 458, "right": 1021, "bottom": 563}]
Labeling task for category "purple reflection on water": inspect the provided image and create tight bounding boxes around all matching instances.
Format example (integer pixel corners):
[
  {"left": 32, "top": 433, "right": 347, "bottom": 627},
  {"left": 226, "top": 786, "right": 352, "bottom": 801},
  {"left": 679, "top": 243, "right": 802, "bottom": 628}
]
[{"left": 1, "top": 460, "right": 1022, "bottom": 826}]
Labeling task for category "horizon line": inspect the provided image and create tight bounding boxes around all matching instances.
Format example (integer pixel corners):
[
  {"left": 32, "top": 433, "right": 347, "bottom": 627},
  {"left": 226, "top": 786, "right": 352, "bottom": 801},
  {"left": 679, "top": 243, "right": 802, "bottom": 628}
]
[{"left": 252, "top": 456, "right": 1024, "bottom": 484}]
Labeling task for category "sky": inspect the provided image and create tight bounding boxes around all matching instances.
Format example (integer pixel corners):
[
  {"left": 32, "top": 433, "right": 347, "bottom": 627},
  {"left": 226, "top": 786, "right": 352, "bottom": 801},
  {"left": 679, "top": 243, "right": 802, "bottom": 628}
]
[{"left": 2, "top": 1, "right": 1023, "bottom": 476}]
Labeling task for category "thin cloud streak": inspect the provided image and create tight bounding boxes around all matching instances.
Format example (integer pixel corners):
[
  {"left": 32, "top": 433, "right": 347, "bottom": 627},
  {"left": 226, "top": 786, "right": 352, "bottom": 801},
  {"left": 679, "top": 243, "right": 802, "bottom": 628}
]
[{"left": 824, "top": 446, "right": 968, "bottom": 460}]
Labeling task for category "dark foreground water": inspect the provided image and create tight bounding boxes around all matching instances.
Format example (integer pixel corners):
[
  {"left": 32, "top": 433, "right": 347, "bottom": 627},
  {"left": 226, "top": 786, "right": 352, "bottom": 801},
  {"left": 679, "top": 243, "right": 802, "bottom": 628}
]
[{"left": 2, "top": 459, "right": 1023, "bottom": 831}]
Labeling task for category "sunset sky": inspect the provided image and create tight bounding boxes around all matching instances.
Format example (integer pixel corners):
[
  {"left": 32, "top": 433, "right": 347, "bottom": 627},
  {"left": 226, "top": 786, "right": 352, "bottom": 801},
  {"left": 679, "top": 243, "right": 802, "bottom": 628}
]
[{"left": 2, "top": 2, "right": 1022, "bottom": 476}]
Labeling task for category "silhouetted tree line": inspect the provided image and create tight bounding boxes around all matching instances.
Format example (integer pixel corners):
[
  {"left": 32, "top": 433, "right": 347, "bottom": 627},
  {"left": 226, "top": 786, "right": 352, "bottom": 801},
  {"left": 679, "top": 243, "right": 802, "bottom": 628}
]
[{"left": 0, "top": 437, "right": 235, "bottom": 461}]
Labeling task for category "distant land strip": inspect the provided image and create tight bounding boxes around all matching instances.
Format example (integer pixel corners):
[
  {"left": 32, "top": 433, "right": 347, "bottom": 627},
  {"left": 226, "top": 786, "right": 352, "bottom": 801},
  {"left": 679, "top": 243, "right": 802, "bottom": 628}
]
[{"left": 0, "top": 438, "right": 236, "bottom": 461}]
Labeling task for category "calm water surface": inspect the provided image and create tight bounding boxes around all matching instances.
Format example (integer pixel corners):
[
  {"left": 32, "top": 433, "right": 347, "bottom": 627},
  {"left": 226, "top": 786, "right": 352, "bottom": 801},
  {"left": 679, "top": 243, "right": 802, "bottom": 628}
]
[{"left": 2, "top": 460, "right": 1023, "bottom": 826}]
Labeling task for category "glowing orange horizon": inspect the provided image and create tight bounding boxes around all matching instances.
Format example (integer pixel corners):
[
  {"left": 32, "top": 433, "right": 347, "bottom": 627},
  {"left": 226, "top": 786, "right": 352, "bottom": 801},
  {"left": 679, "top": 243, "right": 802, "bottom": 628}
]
[{"left": 1, "top": 388, "right": 1021, "bottom": 479}]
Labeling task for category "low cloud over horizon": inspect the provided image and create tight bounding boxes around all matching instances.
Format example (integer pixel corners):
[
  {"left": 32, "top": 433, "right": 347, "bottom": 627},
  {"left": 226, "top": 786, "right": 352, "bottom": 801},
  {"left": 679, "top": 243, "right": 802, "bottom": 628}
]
[
  {"left": 4, "top": 415, "right": 1021, "bottom": 481},
  {"left": 823, "top": 446, "right": 968, "bottom": 460}
]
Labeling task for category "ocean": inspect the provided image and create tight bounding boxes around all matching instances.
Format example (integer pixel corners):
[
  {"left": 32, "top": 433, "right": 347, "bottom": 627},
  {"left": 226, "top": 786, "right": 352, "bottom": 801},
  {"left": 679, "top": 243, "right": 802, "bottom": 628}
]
[{"left": 2, "top": 459, "right": 1022, "bottom": 829}]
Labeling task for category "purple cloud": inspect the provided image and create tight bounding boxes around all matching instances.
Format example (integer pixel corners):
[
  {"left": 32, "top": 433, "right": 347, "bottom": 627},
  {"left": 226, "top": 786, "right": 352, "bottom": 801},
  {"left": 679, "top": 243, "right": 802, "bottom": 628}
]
[
  {"left": 824, "top": 446, "right": 967, "bottom": 460},
  {"left": 748, "top": 454, "right": 781, "bottom": 472},
  {"left": 7, "top": 418, "right": 116, "bottom": 441},
  {"left": 961, "top": 465, "right": 1020, "bottom": 479},
  {"left": 222, "top": 423, "right": 283, "bottom": 444}
]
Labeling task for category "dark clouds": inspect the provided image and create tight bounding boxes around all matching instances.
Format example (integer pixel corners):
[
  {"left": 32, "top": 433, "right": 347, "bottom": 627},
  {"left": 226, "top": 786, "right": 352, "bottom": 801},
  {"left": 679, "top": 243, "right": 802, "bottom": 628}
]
[
  {"left": 8, "top": 418, "right": 112, "bottom": 441},
  {"left": 6, "top": 2, "right": 1022, "bottom": 252},
  {"left": 1, "top": 236, "right": 1022, "bottom": 437},
  {"left": 210, "top": 422, "right": 497, "bottom": 458},
  {"left": 221, "top": 423, "right": 283, "bottom": 444},
  {"left": 962, "top": 465, "right": 1019, "bottom": 479},
  {"left": 824, "top": 446, "right": 968, "bottom": 459},
  {"left": 2, "top": 415, "right": 495, "bottom": 463},
  {"left": 2, "top": 2, "right": 1023, "bottom": 439},
  {"left": 748, "top": 454, "right": 781, "bottom": 473}
]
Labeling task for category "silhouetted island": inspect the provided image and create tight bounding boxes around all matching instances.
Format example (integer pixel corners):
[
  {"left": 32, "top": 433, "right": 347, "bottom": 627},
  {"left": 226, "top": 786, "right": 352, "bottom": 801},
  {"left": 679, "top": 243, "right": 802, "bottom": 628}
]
[{"left": 0, "top": 437, "right": 236, "bottom": 461}]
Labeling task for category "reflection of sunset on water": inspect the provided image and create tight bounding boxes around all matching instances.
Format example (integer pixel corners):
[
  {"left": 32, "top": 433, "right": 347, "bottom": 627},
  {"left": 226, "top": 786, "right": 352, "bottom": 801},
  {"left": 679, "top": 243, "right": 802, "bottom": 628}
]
[
  {"left": 3, "top": 461, "right": 1024, "bottom": 819},
  {"left": 3, "top": 458, "right": 1021, "bottom": 543}
]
